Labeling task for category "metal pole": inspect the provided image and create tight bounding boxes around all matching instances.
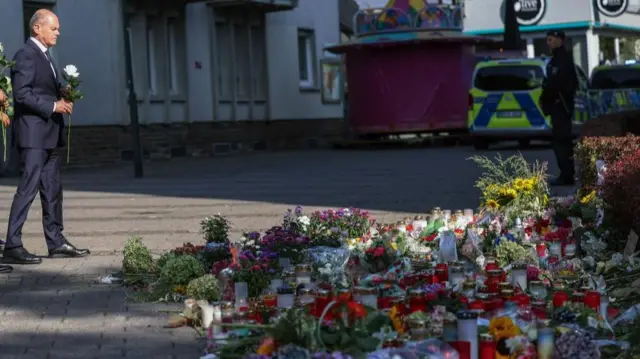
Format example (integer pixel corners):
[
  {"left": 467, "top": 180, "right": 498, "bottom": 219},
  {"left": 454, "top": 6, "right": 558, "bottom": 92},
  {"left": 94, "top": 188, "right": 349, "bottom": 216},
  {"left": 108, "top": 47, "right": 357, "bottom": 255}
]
[{"left": 122, "top": 0, "right": 144, "bottom": 178}]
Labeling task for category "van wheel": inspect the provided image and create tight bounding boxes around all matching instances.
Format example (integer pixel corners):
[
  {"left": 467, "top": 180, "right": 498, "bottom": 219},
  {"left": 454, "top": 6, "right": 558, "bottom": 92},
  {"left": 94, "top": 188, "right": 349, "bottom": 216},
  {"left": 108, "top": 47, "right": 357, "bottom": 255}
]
[
  {"left": 518, "top": 139, "right": 531, "bottom": 148},
  {"left": 472, "top": 139, "right": 489, "bottom": 150}
]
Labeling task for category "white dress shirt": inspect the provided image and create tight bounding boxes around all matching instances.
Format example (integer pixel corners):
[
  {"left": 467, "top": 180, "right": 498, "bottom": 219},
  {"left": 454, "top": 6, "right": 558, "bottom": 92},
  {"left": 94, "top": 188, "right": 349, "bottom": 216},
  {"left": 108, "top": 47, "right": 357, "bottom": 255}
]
[{"left": 29, "top": 37, "right": 57, "bottom": 112}]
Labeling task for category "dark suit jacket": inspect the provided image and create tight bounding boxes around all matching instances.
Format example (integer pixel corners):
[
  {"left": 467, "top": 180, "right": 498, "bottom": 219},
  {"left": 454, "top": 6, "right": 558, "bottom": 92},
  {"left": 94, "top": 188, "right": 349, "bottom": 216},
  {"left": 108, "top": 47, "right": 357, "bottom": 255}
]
[{"left": 11, "top": 39, "right": 65, "bottom": 150}]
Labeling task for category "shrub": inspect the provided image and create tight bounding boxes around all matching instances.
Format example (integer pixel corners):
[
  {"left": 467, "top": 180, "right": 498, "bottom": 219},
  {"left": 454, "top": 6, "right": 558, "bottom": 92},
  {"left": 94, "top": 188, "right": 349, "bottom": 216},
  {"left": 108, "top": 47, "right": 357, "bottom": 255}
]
[
  {"left": 122, "top": 236, "right": 154, "bottom": 284},
  {"left": 159, "top": 255, "right": 206, "bottom": 287},
  {"left": 186, "top": 274, "right": 221, "bottom": 301},
  {"left": 600, "top": 149, "right": 640, "bottom": 232},
  {"left": 201, "top": 215, "right": 231, "bottom": 243},
  {"left": 574, "top": 134, "right": 640, "bottom": 193}
]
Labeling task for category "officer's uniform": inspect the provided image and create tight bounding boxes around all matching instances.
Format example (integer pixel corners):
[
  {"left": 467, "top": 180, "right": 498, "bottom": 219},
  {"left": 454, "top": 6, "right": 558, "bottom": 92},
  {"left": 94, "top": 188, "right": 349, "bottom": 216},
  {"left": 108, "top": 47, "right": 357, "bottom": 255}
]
[{"left": 540, "top": 31, "right": 578, "bottom": 185}]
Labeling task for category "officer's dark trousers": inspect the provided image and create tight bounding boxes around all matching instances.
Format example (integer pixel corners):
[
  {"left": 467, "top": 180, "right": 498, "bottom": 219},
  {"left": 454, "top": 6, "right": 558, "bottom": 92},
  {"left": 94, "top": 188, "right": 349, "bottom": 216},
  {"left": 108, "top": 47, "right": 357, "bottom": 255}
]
[{"left": 550, "top": 105, "right": 575, "bottom": 181}]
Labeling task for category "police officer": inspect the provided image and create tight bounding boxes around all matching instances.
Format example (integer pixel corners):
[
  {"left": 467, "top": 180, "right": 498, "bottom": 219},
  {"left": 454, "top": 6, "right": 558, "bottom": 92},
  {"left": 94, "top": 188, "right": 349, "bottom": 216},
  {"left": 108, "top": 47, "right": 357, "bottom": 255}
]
[{"left": 540, "top": 30, "right": 578, "bottom": 186}]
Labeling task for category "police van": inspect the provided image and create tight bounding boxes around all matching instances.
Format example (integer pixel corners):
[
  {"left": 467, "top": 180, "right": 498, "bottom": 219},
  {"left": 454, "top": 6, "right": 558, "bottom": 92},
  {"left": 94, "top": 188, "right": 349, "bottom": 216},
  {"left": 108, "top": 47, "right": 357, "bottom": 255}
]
[
  {"left": 468, "top": 58, "right": 589, "bottom": 150},
  {"left": 588, "top": 61, "right": 640, "bottom": 118}
]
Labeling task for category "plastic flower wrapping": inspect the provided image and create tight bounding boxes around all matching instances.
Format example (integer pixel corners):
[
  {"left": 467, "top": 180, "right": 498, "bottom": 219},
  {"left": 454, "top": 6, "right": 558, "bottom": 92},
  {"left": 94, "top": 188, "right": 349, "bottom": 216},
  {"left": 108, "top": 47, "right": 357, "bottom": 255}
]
[
  {"left": 308, "top": 246, "right": 351, "bottom": 286},
  {"left": 366, "top": 340, "right": 459, "bottom": 359}
]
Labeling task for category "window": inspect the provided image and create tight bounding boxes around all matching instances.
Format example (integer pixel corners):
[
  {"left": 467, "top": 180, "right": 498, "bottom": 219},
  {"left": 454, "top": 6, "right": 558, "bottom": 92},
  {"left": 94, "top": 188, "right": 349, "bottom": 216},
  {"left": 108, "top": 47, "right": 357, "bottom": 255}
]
[
  {"left": 146, "top": 24, "right": 157, "bottom": 95},
  {"left": 234, "top": 23, "right": 250, "bottom": 100},
  {"left": 167, "top": 17, "right": 179, "bottom": 95},
  {"left": 591, "top": 68, "right": 640, "bottom": 90},
  {"left": 297, "top": 29, "right": 316, "bottom": 88},
  {"left": 474, "top": 65, "right": 545, "bottom": 92},
  {"left": 215, "top": 21, "right": 233, "bottom": 101},
  {"left": 251, "top": 25, "right": 267, "bottom": 100}
]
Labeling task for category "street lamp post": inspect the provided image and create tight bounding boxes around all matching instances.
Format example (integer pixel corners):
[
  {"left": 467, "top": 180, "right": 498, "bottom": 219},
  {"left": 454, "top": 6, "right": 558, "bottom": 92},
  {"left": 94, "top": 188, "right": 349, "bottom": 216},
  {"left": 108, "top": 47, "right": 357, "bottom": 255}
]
[{"left": 122, "top": 0, "right": 144, "bottom": 178}]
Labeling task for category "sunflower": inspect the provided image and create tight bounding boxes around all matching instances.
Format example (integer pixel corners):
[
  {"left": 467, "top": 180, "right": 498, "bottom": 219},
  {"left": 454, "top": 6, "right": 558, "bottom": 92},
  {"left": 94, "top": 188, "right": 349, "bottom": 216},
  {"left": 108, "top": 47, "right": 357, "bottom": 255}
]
[
  {"left": 486, "top": 200, "right": 500, "bottom": 210},
  {"left": 499, "top": 187, "right": 518, "bottom": 198},
  {"left": 521, "top": 178, "right": 534, "bottom": 192},
  {"left": 489, "top": 316, "right": 520, "bottom": 340},
  {"left": 513, "top": 178, "right": 526, "bottom": 190}
]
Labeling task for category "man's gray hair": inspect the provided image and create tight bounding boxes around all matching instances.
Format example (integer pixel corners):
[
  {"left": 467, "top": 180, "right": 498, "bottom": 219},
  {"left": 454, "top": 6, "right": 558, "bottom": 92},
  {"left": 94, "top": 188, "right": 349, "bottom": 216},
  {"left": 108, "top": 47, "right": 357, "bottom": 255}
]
[{"left": 29, "top": 11, "right": 46, "bottom": 35}]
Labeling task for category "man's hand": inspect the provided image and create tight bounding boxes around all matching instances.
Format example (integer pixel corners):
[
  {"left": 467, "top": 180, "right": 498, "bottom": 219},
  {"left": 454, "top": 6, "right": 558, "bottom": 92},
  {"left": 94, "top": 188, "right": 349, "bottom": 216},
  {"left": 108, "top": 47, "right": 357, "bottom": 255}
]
[
  {"left": 0, "top": 89, "right": 6, "bottom": 104},
  {"left": 54, "top": 100, "right": 73, "bottom": 114}
]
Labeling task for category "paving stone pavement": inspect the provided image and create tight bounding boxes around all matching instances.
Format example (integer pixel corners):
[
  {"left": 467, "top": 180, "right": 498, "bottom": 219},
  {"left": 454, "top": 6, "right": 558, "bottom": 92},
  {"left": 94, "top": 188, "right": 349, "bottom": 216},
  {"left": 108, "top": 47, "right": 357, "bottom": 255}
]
[{"left": 0, "top": 145, "right": 560, "bottom": 358}]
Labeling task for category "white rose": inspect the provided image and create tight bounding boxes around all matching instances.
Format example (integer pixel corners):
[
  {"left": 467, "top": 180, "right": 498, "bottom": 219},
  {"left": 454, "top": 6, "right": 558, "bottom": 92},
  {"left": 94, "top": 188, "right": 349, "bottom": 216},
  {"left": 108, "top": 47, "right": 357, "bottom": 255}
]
[
  {"left": 0, "top": 42, "right": 4, "bottom": 53},
  {"left": 63, "top": 64, "right": 79, "bottom": 78},
  {"left": 297, "top": 216, "right": 310, "bottom": 226}
]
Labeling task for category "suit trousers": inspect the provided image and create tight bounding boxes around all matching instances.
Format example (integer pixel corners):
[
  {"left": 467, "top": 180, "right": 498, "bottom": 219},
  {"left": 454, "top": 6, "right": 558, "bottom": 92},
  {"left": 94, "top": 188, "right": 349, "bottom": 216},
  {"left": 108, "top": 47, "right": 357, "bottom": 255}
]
[
  {"left": 5, "top": 148, "right": 64, "bottom": 249},
  {"left": 550, "top": 105, "right": 575, "bottom": 181}
]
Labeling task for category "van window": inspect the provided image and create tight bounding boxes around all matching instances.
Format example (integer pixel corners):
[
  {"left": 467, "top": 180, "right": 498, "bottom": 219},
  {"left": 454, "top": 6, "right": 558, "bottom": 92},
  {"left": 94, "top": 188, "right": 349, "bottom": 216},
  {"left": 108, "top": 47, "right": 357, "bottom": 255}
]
[
  {"left": 591, "top": 68, "right": 640, "bottom": 90},
  {"left": 474, "top": 65, "right": 545, "bottom": 91}
]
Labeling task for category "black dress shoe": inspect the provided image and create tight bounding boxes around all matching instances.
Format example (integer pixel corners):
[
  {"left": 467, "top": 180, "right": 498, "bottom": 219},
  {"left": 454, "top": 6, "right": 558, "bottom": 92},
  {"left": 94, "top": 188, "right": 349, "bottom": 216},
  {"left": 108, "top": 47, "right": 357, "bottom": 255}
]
[
  {"left": 2, "top": 247, "right": 42, "bottom": 265},
  {"left": 0, "top": 264, "right": 13, "bottom": 273},
  {"left": 48, "top": 240, "right": 90, "bottom": 258}
]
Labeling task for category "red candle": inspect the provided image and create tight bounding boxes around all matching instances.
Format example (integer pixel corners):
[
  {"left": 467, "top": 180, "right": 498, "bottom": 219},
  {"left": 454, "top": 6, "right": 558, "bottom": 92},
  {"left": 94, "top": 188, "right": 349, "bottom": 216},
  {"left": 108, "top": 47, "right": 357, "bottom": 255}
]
[
  {"left": 514, "top": 293, "right": 530, "bottom": 307},
  {"left": 448, "top": 341, "right": 471, "bottom": 359},
  {"left": 408, "top": 289, "right": 428, "bottom": 313},
  {"left": 584, "top": 291, "right": 601, "bottom": 310},
  {"left": 485, "top": 262, "right": 500, "bottom": 272},
  {"left": 262, "top": 294, "right": 277, "bottom": 308},
  {"left": 378, "top": 296, "right": 395, "bottom": 310},
  {"left": 553, "top": 291, "right": 569, "bottom": 307},
  {"left": 536, "top": 242, "right": 547, "bottom": 257},
  {"left": 532, "top": 300, "right": 547, "bottom": 319},
  {"left": 491, "top": 296, "right": 505, "bottom": 310},
  {"left": 485, "top": 269, "right": 503, "bottom": 293},
  {"left": 469, "top": 300, "right": 486, "bottom": 312},
  {"left": 480, "top": 334, "right": 496, "bottom": 359}
]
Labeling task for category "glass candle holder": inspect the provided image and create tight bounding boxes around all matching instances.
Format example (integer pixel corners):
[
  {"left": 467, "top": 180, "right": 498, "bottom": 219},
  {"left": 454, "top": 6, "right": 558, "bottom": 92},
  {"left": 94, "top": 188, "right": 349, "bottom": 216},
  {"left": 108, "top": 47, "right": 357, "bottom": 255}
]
[
  {"left": 548, "top": 241, "right": 562, "bottom": 256},
  {"left": 553, "top": 291, "right": 569, "bottom": 308},
  {"left": 450, "top": 265, "right": 465, "bottom": 287},
  {"left": 295, "top": 264, "right": 312, "bottom": 285},
  {"left": 584, "top": 291, "right": 601, "bottom": 311},
  {"left": 234, "top": 282, "right": 249, "bottom": 303},
  {"left": 270, "top": 279, "right": 283, "bottom": 291},
  {"left": 501, "top": 289, "right": 514, "bottom": 301},
  {"left": 315, "top": 289, "right": 332, "bottom": 316},
  {"left": 407, "top": 289, "right": 428, "bottom": 313},
  {"left": 220, "top": 301, "right": 234, "bottom": 324},
  {"left": 532, "top": 300, "right": 548, "bottom": 319},
  {"left": 407, "top": 318, "right": 427, "bottom": 341},
  {"left": 498, "top": 282, "right": 512, "bottom": 292},
  {"left": 564, "top": 243, "right": 577, "bottom": 257},
  {"left": 262, "top": 293, "right": 277, "bottom": 308},
  {"left": 443, "top": 317, "right": 458, "bottom": 341},
  {"left": 536, "top": 242, "right": 547, "bottom": 257},
  {"left": 353, "top": 286, "right": 378, "bottom": 309},
  {"left": 337, "top": 288, "right": 352, "bottom": 302},
  {"left": 413, "top": 216, "right": 428, "bottom": 232},
  {"left": 572, "top": 291, "right": 585, "bottom": 307},
  {"left": 479, "top": 333, "right": 496, "bottom": 359},
  {"left": 277, "top": 287, "right": 295, "bottom": 309},
  {"left": 485, "top": 269, "right": 503, "bottom": 293},
  {"left": 462, "top": 281, "right": 476, "bottom": 299},
  {"left": 511, "top": 263, "right": 528, "bottom": 291},
  {"left": 456, "top": 311, "right": 479, "bottom": 359},
  {"left": 528, "top": 280, "right": 546, "bottom": 299}
]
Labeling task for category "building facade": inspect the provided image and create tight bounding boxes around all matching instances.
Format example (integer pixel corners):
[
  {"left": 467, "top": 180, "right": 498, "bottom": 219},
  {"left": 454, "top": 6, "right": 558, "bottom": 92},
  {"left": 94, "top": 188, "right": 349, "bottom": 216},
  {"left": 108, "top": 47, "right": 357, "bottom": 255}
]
[
  {"left": 0, "top": 0, "right": 356, "bottom": 167},
  {"left": 464, "top": 0, "right": 640, "bottom": 75}
]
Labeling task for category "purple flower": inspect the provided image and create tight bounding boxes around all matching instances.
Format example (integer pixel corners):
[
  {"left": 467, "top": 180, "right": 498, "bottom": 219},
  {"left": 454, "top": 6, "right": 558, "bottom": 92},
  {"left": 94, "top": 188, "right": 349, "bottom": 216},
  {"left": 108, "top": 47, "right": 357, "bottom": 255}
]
[
  {"left": 247, "top": 231, "right": 260, "bottom": 240},
  {"left": 295, "top": 206, "right": 303, "bottom": 215}
]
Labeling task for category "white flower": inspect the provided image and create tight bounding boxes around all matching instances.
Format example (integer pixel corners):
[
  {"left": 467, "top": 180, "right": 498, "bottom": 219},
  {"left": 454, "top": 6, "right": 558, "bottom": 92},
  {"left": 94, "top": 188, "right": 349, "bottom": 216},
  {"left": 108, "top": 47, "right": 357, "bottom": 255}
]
[
  {"left": 63, "top": 64, "right": 79, "bottom": 78},
  {"left": 297, "top": 215, "right": 310, "bottom": 226},
  {"left": 245, "top": 240, "right": 255, "bottom": 247},
  {"left": 0, "top": 42, "right": 3, "bottom": 53},
  {"left": 475, "top": 254, "right": 486, "bottom": 268}
]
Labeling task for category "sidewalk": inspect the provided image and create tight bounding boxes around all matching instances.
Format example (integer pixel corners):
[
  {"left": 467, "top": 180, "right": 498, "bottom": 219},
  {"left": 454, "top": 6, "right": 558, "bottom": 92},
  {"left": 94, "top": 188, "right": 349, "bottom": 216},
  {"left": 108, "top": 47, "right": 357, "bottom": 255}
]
[{"left": 0, "top": 147, "right": 558, "bottom": 358}]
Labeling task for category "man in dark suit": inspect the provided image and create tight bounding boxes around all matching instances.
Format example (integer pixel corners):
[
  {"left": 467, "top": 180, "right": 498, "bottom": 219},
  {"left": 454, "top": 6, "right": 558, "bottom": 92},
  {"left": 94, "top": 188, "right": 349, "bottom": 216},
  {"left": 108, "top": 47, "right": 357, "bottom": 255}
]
[{"left": 2, "top": 9, "right": 89, "bottom": 266}]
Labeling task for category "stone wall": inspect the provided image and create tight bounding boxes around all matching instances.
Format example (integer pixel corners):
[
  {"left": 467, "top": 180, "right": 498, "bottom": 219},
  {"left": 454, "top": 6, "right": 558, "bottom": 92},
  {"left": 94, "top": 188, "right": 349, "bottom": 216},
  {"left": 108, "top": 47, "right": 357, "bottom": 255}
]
[{"left": 62, "top": 118, "right": 346, "bottom": 168}]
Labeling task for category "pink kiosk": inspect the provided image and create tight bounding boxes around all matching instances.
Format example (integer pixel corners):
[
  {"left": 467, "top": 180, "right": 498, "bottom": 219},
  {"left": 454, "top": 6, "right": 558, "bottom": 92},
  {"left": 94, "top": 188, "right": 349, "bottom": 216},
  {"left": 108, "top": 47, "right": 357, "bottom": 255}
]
[{"left": 327, "top": 0, "right": 495, "bottom": 139}]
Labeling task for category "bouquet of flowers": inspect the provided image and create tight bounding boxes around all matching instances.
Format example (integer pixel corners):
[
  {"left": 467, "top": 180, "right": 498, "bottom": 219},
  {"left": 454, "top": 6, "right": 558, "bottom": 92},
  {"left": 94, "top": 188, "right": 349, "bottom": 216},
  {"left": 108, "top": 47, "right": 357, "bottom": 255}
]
[
  {"left": 361, "top": 236, "right": 397, "bottom": 273},
  {"left": 307, "top": 208, "right": 374, "bottom": 247},
  {"left": 229, "top": 249, "right": 278, "bottom": 298},
  {"left": 469, "top": 154, "right": 549, "bottom": 222},
  {"left": 0, "top": 42, "right": 14, "bottom": 160}
]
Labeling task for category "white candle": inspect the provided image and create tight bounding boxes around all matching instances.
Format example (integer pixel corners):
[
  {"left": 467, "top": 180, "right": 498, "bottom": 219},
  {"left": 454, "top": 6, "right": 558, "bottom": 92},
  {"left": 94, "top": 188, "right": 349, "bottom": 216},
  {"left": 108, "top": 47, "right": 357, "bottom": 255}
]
[
  {"left": 277, "top": 287, "right": 295, "bottom": 308},
  {"left": 457, "top": 311, "right": 479, "bottom": 359},
  {"left": 549, "top": 242, "right": 562, "bottom": 256},
  {"left": 511, "top": 263, "right": 528, "bottom": 291}
]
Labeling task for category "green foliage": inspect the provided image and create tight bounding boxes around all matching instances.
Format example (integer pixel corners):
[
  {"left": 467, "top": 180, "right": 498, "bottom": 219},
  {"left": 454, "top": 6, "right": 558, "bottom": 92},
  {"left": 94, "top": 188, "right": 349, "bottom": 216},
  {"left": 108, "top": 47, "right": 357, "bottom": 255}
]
[
  {"left": 185, "top": 274, "right": 221, "bottom": 301},
  {"left": 156, "top": 251, "right": 178, "bottom": 271},
  {"left": 122, "top": 236, "right": 154, "bottom": 284},
  {"left": 201, "top": 214, "right": 231, "bottom": 243},
  {"left": 159, "top": 255, "right": 205, "bottom": 287}
]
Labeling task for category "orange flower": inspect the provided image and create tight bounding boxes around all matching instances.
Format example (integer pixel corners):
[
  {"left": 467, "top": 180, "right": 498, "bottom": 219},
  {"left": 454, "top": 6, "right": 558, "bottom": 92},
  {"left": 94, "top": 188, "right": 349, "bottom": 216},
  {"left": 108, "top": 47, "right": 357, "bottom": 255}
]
[
  {"left": 488, "top": 316, "right": 520, "bottom": 340},
  {"left": 389, "top": 306, "right": 405, "bottom": 334},
  {"left": 347, "top": 301, "right": 367, "bottom": 319},
  {"left": 257, "top": 337, "right": 276, "bottom": 355}
]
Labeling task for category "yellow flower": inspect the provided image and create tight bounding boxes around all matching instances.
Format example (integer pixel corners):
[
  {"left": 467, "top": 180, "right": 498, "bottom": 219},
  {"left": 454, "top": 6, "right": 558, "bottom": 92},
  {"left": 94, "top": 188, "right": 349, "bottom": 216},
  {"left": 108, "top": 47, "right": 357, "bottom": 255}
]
[
  {"left": 489, "top": 316, "right": 520, "bottom": 340},
  {"left": 173, "top": 285, "right": 187, "bottom": 294},
  {"left": 499, "top": 187, "right": 517, "bottom": 198},
  {"left": 486, "top": 200, "right": 500, "bottom": 209},
  {"left": 486, "top": 184, "right": 499, "bottom": 192},
  {"left": 390, "top": 241, "right": 398, "bottom": 251},
  {"left": 543, "top": 194, "right": 549, "bottom": 206},
  {"left": 581, "top": 190, "right": 596, "bottom": 205},
  {"left": 389, "top": 306, "right": 405, "bottom": 334},
  {"left": 521, "top": 179, "right": 534, "bottom": 192},
  {"left": 513, "top": 178, "right": 525, "bottom": 190}
]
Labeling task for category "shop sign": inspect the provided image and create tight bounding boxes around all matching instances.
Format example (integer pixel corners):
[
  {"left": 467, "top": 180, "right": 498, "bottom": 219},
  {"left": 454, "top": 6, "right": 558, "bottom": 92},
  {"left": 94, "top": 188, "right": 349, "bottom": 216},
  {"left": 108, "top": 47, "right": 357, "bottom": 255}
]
[
  {"left": 597, "top": 0, "right": 628, "bottom": 17},
  {"left": 513, "top": 0, "right": 546, "bottom": 26}
]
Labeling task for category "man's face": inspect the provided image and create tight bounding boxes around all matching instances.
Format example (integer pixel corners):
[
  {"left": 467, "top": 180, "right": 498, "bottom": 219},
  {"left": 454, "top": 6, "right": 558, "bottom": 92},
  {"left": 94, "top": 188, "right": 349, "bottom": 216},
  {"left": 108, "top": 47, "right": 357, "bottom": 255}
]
[
  {"left": 546, "top": 36, "right": 563, "bottom": 51},
  {"left": 33, "top": 14, "right": 60, "bottom": 48}
]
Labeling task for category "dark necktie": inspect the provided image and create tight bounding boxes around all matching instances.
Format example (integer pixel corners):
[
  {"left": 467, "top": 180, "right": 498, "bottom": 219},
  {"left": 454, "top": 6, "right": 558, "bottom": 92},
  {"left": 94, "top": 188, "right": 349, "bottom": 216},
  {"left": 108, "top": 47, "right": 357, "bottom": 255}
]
[{"left": 44, "top": 50, "right": 56, "bottom": 78}]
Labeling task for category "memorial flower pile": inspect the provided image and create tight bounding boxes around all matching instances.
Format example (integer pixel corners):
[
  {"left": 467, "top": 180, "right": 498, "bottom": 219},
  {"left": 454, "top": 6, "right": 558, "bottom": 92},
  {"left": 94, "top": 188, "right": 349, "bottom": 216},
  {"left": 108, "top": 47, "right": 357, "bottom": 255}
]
[{"left": 118, "top": 153, "right": 640, "bottom": 359}]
